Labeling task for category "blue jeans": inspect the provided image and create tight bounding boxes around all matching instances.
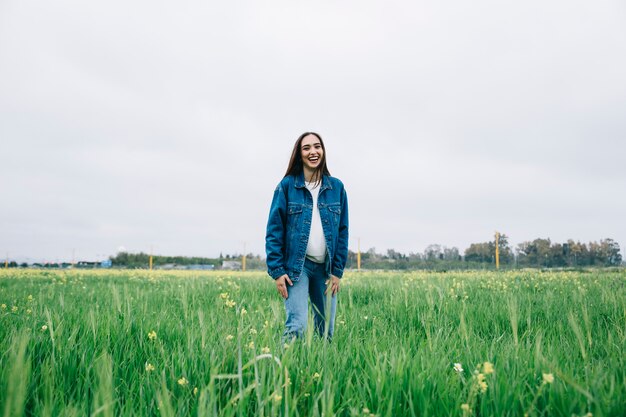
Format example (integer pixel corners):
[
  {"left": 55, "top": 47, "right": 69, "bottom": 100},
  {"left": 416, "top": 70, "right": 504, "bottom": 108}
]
[{"left": 283, "top": 258, "right": 337, "bottom": 341}]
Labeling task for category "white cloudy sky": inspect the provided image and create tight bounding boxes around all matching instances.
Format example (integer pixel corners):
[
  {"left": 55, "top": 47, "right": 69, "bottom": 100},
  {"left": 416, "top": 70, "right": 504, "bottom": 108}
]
[{"left": 1, "top": 0, "right": 625, "bottom": 262}]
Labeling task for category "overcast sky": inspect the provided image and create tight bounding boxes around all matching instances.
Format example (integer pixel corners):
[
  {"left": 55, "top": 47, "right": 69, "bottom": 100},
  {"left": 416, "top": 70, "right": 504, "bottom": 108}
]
[{"left": 1, "top": 0, "right": 625, "bottom": 263}]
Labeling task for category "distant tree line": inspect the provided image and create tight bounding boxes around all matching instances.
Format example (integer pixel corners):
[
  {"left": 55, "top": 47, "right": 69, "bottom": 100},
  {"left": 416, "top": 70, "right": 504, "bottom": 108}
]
[
  {"left": 109, "top": 252, "right": 222, "bottom": 268},
  {"left": 346, "top": 236, "right": 622, "bottom": 270},
  {"left": 515, "top": 238, "right": 622, "bottom": 268},
  {"left": 108, "top": 252, "right": 267, "bottom": 269},
  {"left": 3, "top": 237, "right": 622, "bottom": 270}
]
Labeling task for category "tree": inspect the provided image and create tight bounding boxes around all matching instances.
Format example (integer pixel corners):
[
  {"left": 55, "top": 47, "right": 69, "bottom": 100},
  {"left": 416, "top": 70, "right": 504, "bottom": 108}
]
[
  {"left": 424, "top": 244, "right": 443, "bottom": 261},
  {"left": 443, "top": 247, "right": 461, "bottom": 261},
  {"left": 465, "top": 234, "right": 513, "bottom": 265},
  {"left": 464, "top": 243, "right": 492, "bottom": 263},
  {"left": 548, "top": 243, "right": 567, "bottom": 267},
  {"left": 565, "top": 240, "right": 589, "bottom": 266},
  {"left": 517, "top": 238, "right": 551, "bottom": 267},
  {"left": 594, "top": 239, "right": 622, "bottom": 266},
  {"left": 407, "top": 252, "right": 423, "bottom": 261},
  {"left": 588, "top": 241, "right": 605, "bottom": 266},
  {"left": 386, "top": 249, "right": 403, "bottom": 260},
  {"left": 603, "top": 239, "right": 622, "bottom": 266}
]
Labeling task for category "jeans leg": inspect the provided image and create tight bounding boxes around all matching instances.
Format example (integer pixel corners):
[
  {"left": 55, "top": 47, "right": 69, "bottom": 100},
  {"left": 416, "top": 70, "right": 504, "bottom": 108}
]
[
  {"left": 308, "top": 260, "right": 337, "bottom": 339},
  {"left": 282, "top": 269, "right": 309, "bottom": 342}
]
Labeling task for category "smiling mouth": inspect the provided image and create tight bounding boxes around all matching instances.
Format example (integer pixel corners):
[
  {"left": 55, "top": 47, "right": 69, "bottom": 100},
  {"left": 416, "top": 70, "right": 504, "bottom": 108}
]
[{"left": 308, "top": 156, "right": 319, "bottom": 163}]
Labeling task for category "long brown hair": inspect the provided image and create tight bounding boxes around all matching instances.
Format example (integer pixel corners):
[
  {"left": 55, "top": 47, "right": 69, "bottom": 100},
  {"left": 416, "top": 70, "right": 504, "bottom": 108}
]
[{"left": 284, "top": 132, "right": 331, "bottom": 185}]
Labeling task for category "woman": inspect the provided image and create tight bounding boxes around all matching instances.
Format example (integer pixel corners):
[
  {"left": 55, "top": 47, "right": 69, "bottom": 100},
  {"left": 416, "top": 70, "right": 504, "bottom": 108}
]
[{"left": 265, "top": 132, "right": 349, "bottom": 341}]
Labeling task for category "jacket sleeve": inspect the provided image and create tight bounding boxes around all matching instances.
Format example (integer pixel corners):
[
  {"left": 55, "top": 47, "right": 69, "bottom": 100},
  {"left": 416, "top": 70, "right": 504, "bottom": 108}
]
[
  {"left": 331, "top": 185, "right": 349, "bottom": 278},
  {"left": 265, "top": 182, "right": 288, "bottom": 279}
]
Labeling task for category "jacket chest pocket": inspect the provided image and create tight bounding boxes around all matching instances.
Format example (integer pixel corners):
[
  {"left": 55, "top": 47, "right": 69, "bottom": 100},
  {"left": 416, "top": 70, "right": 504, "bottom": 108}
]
[
  {"left": 327, "top": 204, "right": 341, "bottom": 226},
  {"left": 287, "top": 204, "right": 303, "bottom": 229}
]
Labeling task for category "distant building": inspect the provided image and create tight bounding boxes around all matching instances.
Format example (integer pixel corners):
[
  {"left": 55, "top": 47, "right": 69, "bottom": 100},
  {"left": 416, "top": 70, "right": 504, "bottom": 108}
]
[
  {"left": 222, "top": 260, "right": 242, "bottom": 270},
  {"left": 188, "top": 264, "right": 215, "bottom": 270},
  {"left": 76, "top": 260, "right": 112, "bottom": 268},
  {"left": 77, "top": 261, "right": 100, "bottom": 268},
  {"left": 156, "top": 264, "right": 213, "bottom": 270}
]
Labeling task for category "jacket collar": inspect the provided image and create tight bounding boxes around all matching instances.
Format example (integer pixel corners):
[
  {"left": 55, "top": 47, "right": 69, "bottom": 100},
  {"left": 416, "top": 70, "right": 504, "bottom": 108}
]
[{"left": 294, "top": 171, "right": 332, "bottom": 191}]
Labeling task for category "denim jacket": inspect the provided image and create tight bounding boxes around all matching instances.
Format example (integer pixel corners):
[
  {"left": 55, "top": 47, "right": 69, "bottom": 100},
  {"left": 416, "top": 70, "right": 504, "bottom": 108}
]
[{"left": 265, "top": 172, "right": 349, "bottom": 281}]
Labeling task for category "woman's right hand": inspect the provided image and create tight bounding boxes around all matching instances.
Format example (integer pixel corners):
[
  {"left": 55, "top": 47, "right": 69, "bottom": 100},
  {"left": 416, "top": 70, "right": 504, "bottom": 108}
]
[{"left": 275, "top": 274, "right": 293, "bottom": 299}]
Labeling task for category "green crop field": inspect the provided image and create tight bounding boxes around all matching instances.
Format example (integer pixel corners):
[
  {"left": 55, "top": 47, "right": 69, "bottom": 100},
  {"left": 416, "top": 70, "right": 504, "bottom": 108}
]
[{"left": 1, "top": 269, "right": 625, "bottom": 417}]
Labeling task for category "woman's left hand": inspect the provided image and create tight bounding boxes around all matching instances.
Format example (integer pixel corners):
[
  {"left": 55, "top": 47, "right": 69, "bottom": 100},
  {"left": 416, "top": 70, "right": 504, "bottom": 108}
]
[{"left": 325, "top": 275, "right": 340, "bottom": 295}]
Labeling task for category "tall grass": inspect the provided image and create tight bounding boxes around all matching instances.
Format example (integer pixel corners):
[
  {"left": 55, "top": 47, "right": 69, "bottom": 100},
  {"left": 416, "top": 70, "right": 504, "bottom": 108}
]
[{"left": 0, "top": 269, "right": 624, "bottom": 416}]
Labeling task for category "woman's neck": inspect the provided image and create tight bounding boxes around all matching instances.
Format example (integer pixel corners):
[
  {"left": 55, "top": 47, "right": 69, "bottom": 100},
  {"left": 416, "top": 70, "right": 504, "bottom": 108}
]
[{"left": 303, "top": 167, "right": 317, "bottom": 183}]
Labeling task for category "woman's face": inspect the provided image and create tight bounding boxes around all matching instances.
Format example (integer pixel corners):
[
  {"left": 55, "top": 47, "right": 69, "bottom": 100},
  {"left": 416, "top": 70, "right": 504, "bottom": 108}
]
[{"left": 300, "top": 134, "right": 324, "bottom": 172}]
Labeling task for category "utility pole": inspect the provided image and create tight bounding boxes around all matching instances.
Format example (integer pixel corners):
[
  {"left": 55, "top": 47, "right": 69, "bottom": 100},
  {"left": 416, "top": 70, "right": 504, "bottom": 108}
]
[
  {"left": 357, "top": 238, "right": 361, "bottom": 271},
  {"left": 242, "top": 242, "right": 247, "bottom": 272},
  {"left": 495, "top": 231, "right": 500, "bottom": 270},
  {"left": 4, "top": 252, "right": 8, "bottom": 269}
]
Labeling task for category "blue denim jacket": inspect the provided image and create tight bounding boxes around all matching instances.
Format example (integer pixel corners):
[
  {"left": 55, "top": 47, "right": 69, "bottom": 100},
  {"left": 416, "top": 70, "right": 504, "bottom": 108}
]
[{"left": 265, "top": 173, "right": 349, "bottom": 281}]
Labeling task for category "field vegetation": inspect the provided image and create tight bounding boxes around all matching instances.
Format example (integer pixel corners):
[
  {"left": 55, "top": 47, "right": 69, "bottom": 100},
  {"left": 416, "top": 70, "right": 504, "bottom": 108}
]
[{"left": 1, "top": 269, "right": 625, "bottom": 416}]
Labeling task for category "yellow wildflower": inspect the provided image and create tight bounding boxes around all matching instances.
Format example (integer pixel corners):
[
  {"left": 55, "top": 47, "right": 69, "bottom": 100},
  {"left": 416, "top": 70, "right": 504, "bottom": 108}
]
[
  {"left": 542, "top": 373, "right": 554, "bottom": 385},
  {"left": 193, "top": 387, "right": 198, "bottom": 396},
  {"left": 273, "top": 394, "right": 282, "bottom": 403},
  {"left": 453, "top": 363, "right": 464, "bottom": 373},
  {"left": 249, "top": 328, "right": 257, "bottom": 335},
  {"left": 461, "top": 403, "right": 470, "bottom": 412},
  {"left": 12, "top": 306, "right": 18, "bottom": 312},
  {"left": 261, "top": 346, "right": 270, "bottom": 354},
  {"left": 312, "top": 372, "right": 321, "bottom": 381},
  {"left": 219, "top": 292, "right": 229, "bottom": 299},
  {"left": 225, "top": 300, "right": 236, "bottom": 308},
  {"left": 483, "top": 362, "right": 494, "bottom": 374},
  {"left": 145, "top": 363, "right": 155, "bottom": 372},
  {"left": 248, "top": 341, "right": 255, "bottom": 349},
  {"left": 283, "top": 343, "right": 290, "bottom": 350},
  {"left": 476, "top": 372, "right": 488, "bottom": 392},
  {"left": 226, "top": 334, "right": 234, "bottom": 341},
  {"left": 26, "top": 309, "right": 32, "bottom": 314},
  {"left": 479, "top": 381, "right": 488, "bottom": 393},
  {"left": 27, "top": 295, "right": 34, "bottom": 301},
  {"left": 241, "top": 307, "right": 247, "bottom": 316},
  {"left": 177, "top": 377, "right": 189, "bottom": 386},
  {"left": 263, "top": 320, "right": 269, "bottom": 328},
  {"left": 41, "top": 325, "right": 48, "bottom": 331},
  {"left": 1, "top": 304, "right": 6, "bottom": 310},
  {"left": 148, "top": 330, "right": 157, "bottom": 340}
]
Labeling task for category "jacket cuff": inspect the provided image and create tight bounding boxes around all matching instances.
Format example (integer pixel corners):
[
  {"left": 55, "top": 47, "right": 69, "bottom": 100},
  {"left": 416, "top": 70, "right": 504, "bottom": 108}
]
[
  {"left": 269, "top": 267, "right": 286, "bottom": 280},
  {"left": 331, "top": 267, "right": 344, "bottom": 278}
]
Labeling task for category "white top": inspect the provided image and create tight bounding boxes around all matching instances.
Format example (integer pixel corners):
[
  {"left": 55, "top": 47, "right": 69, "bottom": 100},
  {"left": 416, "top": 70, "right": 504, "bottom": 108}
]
[{"left": 305, "top": 181, "right": 327, "bottom": 263}]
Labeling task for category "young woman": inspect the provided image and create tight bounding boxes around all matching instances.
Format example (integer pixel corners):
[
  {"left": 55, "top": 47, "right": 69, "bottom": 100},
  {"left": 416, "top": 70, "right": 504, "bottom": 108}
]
[{"left": 265, "top": 132, "right": 349, "bottom": 341}]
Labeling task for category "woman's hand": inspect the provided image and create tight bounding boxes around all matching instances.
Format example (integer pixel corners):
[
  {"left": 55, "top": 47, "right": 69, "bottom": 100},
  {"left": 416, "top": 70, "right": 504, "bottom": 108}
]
[
  {"left": 325, "top": 275, "right": 340, "bottom": 295},
  {"left": 275, "top": 274, "right": 293, "bottom": 299}
]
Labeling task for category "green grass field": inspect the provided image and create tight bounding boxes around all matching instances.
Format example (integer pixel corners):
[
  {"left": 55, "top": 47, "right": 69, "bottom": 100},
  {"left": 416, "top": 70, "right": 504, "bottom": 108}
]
[{"left": 1, "top": 269, "right": 625, "bottom": 417}]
